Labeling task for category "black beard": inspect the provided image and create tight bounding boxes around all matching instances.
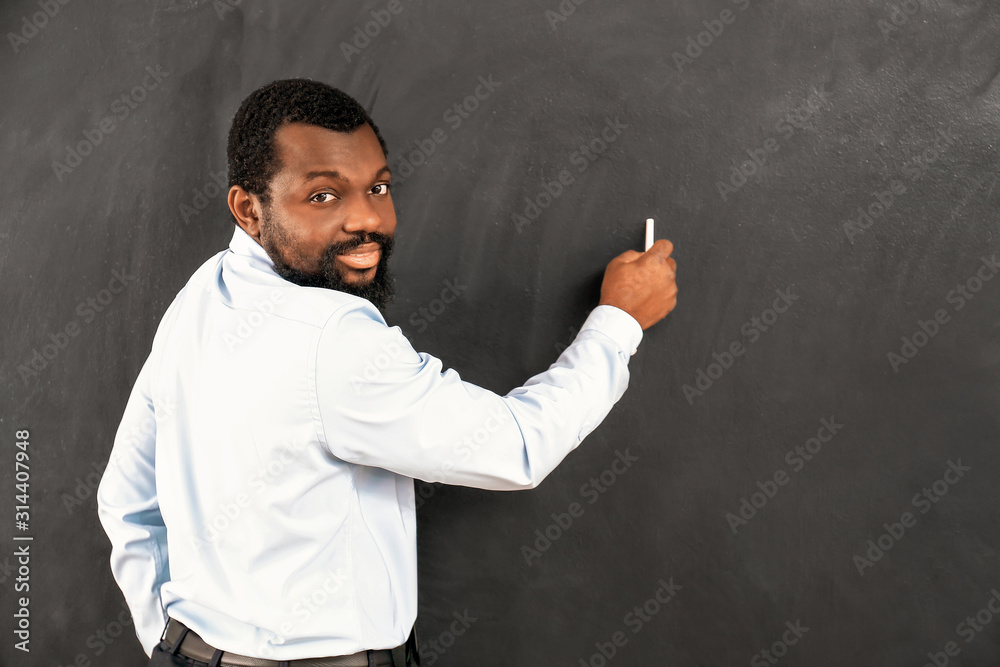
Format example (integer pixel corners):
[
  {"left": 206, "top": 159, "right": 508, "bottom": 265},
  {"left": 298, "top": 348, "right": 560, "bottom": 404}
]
[{"left": 259, "top": 212, "right": 396, "bottom": 313}]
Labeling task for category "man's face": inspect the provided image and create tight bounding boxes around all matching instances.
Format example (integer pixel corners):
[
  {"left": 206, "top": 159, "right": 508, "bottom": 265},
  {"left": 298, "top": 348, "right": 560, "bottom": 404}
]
[{"left": 257, "top": 122, "right": 397, "bottom": 311}]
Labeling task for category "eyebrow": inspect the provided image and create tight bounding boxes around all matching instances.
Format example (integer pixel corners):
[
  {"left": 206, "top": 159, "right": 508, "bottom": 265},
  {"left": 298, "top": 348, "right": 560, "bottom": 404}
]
[{"left": 303, "top": 166, "right": 392, "bottom": 183}]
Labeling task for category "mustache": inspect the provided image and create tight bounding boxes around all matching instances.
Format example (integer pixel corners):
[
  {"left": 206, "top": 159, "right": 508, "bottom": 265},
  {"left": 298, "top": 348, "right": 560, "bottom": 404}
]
[{"left": 324, "top": 232, "right": 394, "bottom": 258}]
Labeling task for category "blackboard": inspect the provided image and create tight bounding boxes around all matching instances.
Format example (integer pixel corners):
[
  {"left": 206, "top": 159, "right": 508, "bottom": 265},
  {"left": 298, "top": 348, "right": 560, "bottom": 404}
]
[{"left": 2, "top": 0, "right": 999, "bottom": 665}]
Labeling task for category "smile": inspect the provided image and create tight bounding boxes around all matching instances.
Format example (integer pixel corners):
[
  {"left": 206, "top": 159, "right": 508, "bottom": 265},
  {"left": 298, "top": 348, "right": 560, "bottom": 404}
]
[{"left": 336, "top": 243, "right": 381, "bottom": 270}]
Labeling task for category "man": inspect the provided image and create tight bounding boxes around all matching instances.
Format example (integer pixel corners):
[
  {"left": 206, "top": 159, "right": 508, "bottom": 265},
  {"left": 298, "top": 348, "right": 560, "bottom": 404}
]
[{"left": 97, "top": 78, "right": 677, "bottom": 667}]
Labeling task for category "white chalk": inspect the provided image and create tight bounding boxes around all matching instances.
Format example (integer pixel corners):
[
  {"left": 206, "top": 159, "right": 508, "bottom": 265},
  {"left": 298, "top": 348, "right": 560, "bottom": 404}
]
[{"left": 644, "top": 218, "right": 654, "bottom": 251}]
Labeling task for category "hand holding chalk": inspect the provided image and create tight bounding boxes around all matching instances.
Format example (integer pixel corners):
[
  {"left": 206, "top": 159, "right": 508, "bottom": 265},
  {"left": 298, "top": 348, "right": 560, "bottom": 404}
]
[{"left": 597, "top": 218, "right": 677, "bottom": 331}]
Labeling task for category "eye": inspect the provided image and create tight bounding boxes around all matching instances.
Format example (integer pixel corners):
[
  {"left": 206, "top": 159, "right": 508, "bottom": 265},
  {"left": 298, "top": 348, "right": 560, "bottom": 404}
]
[
  {"left": 371, "top": 183, "right": 391, "bottom": 196},
  {"left": 311, "top": 192, "right": 337, "bottom": 203}
]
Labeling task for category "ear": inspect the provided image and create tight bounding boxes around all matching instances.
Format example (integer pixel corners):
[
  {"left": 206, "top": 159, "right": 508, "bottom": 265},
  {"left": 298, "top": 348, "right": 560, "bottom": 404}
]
[{"left": 228, "top": 185, "right": 264, "bottom": 240}]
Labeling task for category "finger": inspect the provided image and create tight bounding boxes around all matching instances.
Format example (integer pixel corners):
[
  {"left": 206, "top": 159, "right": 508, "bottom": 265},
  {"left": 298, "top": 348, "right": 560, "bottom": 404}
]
[
  {"left": 665, "top": 295, "right": 677, "bottom": 315},
  {"left": 637, "top": 242, "right": 674, "bottom": 270},
  {"left": 613, "top": 249, "right": 643, "bottom": 263},
  {"left": 649, "top": 238, "right": 674, "bottom": 257}
]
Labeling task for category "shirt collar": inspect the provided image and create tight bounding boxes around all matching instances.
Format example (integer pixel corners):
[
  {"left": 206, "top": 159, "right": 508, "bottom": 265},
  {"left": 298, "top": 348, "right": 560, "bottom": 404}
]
[{"left": 229, "top": 224, "right": 276, "bottom": 269}]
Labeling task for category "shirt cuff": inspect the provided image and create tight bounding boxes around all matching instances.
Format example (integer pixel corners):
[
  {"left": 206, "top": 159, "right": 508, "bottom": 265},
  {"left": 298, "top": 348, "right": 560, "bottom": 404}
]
[{"left": 579, "top": 305, "right": 644, "bottom": 357}]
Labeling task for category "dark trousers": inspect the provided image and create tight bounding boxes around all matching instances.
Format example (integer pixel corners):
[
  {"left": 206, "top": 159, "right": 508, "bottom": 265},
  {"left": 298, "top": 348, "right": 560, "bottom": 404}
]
[
  {"left": 145, "top": 629, "right": 420, "bottom": 667},
  {"left": 146, "top": 640, "right": 204, "bottom": 666}
]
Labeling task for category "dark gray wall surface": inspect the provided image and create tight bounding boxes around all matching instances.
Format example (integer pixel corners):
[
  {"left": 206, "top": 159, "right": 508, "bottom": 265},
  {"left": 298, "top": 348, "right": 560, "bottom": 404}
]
[{"left": 2, "top": 0, "right": 999, "bottom": 665}]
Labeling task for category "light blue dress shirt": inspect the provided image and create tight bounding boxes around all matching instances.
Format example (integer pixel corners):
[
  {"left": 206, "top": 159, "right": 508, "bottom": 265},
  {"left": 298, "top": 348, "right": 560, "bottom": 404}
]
[{"left": 97, "top": 225, "right": 643, "bottom": 660}]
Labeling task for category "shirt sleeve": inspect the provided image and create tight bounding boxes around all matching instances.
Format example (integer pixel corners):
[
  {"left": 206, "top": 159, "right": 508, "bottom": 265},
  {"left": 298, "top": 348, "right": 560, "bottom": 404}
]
[
  {"left": 315, "top": 303, "right": 643, "bottom": 490},
  {"left": 96, "top": 357, "right": 171, "bottom": 658}
]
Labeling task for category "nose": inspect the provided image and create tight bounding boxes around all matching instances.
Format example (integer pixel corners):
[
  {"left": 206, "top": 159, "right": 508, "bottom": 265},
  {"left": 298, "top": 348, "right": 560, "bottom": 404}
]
[{"left": 341, "top": 193, "right": 383, "bottom": 236}]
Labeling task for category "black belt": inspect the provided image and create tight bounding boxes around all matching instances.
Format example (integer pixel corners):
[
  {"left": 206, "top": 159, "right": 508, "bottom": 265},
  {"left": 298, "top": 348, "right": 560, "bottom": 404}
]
[{"left": 162, "top": 618, "right": 415, "bottom": 667}]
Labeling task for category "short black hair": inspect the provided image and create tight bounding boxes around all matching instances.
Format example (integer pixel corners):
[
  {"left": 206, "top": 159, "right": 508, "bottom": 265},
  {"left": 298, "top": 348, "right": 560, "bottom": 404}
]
[{"left": 227, "top": 78, "right": 388, "bottom": 207}]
